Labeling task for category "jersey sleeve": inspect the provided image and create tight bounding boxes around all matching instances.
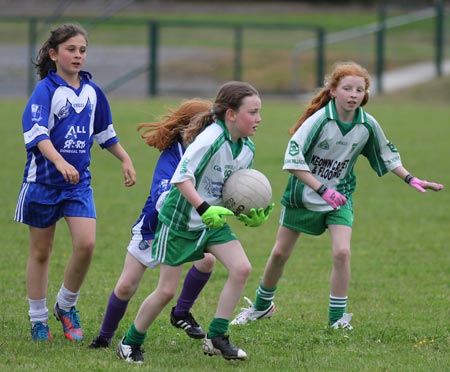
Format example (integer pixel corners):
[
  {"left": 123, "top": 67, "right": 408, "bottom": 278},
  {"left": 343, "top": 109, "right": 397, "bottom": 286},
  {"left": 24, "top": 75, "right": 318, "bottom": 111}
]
[
  {"left": 361, "top": 116, "right": 402, "bottom": 176},
  {"left": 92, "top": 85, "right": 118, "bottom": 149},
  {"left": 22, "top": 80, "right": 52, "bottom": 150},
  {"left": 170, "top": 127, "right": 213, "bottom": 185},
  {"left": 283, "top": 114, "right": 324, "bottom": 172},
  {"left": 151, "top": 144, "right": 183, "bottom": 204},
  {"left": 136, "top": 144, "right": 182, "bottom": 234}
]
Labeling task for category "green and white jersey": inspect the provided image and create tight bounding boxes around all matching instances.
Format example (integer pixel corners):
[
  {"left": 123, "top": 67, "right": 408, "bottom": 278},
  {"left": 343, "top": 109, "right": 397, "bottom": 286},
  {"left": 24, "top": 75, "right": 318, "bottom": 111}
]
[
  {"left": 159, "top": 120, "right": 255, "bottom": 231},
  {"left": 282, "top": 99, "right": 402, "bottom": 212}
]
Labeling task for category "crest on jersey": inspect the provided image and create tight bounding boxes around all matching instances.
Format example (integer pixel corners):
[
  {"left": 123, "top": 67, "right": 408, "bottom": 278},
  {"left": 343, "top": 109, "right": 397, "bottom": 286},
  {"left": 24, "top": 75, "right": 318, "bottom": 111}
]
[
  {"left": 57, "top": 100, "right": 71, "bottom": 120},
  {"left": 288, "top": 140, "right": 300, "bottom": 156},
  {"left": 318, "top": 140, "right": 329, "bottom": 150},
  {"left": 31, "top": 104, "right": 42, "bottom": 122},
  {"left": 387, "top": 142, "right": 398, "bottom": 153}
]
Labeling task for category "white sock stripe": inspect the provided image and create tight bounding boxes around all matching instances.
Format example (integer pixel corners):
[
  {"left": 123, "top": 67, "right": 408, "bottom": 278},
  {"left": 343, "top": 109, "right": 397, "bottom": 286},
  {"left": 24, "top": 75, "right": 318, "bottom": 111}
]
[
  {"left": 329, "top": 296, "right": 348, "bottom": 300},
  {"left": 329, "top": 303, "right": 347, "bottom": 308},
  {"left": 256, "top": 288, "right": 275, "bottom": 301}
]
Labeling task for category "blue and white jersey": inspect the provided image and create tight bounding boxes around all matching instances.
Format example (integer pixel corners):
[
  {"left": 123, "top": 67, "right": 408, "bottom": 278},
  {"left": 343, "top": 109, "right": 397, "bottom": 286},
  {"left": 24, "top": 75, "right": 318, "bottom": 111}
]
[
  {"left": 131, "top": 142, "right": 185, "bottom": 240},
  {"left": 21, "top": 70, "right": 118, "bottom": 189}
]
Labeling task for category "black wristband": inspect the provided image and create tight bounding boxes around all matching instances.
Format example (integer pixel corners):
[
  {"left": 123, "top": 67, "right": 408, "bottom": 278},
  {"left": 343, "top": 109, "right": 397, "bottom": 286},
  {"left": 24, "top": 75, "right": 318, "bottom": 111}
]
[
  {"left": 404, "top": 174, "right": 414, "bottom": 184},
  {"left": 196, "top": 201, "right": 210, "bottom": 216},
  {"left": 316, "top": 184, "right": 327, "bottom": 196}
]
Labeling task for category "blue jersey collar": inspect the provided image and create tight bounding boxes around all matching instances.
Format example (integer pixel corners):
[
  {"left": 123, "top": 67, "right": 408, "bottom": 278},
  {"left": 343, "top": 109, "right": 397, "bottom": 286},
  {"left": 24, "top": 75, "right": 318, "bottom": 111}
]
[{"left": 47, "top": 70, "right": 92, "bottom": 86}]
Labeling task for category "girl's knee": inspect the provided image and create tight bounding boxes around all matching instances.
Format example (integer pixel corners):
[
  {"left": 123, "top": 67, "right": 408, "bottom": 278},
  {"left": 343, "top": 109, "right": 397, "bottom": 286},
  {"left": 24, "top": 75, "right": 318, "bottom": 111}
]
[
  {"left": 194, "top": 253, "right": 216, "bottom": 273},
  {"left": 333, "top": 247, "right": 351, "bottom": 262},
  {"left": 75, "top": 240, "right": 95, "bottom": 258},
  {"left": 232, "top": 261, "right": 252, "bottom": 282},
  {"left": 115, "top": 279, "right": 138, "bottom": 300},
  {"left": 271, "top": 246, "right": 291, "bottom": 264},
  {"left": 159, "top": 287, "right": 177, "bottom": 304},
  {"left": 30, "top": 248, "right": 51, "bottom": 264},
  {"left": 30, "top": 241, "right": 53, "bottom": 263}
]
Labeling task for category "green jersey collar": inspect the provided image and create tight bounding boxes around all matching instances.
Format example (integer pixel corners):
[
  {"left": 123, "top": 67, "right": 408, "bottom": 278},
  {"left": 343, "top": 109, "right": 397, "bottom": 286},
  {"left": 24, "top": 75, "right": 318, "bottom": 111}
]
[
  {"left": 325, "top": 99, "right": 368, "bottom": 135},
  {"left": 216, "top": 119, "right": 245, "bottom": 158}
]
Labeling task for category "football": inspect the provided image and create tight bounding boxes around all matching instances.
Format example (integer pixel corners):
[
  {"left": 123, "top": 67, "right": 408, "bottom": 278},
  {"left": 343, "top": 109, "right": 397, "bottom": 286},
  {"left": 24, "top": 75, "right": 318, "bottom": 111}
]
[{"left": 222, "top": 168, "right": 272, "bottom": 216}]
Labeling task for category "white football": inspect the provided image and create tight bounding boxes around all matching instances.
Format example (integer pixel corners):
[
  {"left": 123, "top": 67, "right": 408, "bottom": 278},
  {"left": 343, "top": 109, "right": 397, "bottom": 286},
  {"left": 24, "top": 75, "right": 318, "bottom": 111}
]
[{"left": 222, "top": 168, "right": 272, "bottom": 216}]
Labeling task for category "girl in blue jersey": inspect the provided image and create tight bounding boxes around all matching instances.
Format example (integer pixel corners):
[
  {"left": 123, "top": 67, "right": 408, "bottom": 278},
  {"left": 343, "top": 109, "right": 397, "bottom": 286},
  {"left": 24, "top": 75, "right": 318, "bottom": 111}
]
[
  {"left": 232, "top": 61, "right": 444, "bottom": 330},
  {"left": 14, "top": 24, "right": 136, "bottom": 342},
  {"left": 89, "top": 99, "right": 217, "bottom": 349},
  {"left": 117, "top": 81, "right": 274, "bottom": 363}
]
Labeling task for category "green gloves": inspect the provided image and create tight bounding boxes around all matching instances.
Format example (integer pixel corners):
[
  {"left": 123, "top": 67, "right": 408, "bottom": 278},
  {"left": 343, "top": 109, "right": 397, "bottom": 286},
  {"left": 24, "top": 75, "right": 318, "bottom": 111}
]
[
  {"left": 197, "top": 201, "right": 274, "bottom": 228},
  {"left": 238, "top": 202, "right": 275, "bottom": 227},
  {"left": 198, "top": 202, "right": 234, "bottom": 228}
]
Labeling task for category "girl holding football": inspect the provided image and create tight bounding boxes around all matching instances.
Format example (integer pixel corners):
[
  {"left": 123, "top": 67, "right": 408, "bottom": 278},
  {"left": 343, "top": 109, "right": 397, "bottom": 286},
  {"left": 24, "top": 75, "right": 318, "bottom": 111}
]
[
  {"left": 117, "top": 81, "right": 273, "bottom": 363},
  {"left": 89, "top": 99, "right": 217, "bottom": 348}
]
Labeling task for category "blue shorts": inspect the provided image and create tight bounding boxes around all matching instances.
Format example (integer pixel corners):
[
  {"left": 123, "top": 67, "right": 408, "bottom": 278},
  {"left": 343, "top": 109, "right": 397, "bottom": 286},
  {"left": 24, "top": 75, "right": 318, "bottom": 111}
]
[{"left": 14, "top": 182, "right": 96, "bottom": 228}]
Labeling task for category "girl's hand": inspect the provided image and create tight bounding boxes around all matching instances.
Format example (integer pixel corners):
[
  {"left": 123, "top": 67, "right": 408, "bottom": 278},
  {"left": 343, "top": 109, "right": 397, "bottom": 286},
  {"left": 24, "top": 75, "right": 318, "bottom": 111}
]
[
  {"left": 122, "top": 160, "right": 136, "bottom": 187},
  {"left": 54, "top": 158, "right": 79, "bottom": 184},
  {"left": 238, "top": 203, "right": 275, "bottom": 227},
  {"left": 408, "top": 177, "right": 444, "bottom": 192},
  {"left": 321, "top": 188, "right": 347, "bottom": 209},
  {"left": 201, "top": 206, "right": 234, "bottom": 228}
]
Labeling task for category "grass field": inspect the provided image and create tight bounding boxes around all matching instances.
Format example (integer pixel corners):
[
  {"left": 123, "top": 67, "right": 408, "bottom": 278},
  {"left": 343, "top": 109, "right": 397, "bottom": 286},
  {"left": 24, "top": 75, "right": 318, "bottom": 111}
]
[{"left": 1, "top": 76, "right": 449, "bottom": 371}]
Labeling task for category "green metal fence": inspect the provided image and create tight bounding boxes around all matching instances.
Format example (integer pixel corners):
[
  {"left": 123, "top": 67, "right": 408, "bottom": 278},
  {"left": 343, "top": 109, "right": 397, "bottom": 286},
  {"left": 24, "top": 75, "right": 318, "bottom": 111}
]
[
  {"left": 291, "top": 1, "right": 447, "bottom": 95},
  {"left": 0, "top": 16, "right": 324, "bottom": 97},
  {"left": 0, "top": 2, "right": 446, "bottom": 98}
]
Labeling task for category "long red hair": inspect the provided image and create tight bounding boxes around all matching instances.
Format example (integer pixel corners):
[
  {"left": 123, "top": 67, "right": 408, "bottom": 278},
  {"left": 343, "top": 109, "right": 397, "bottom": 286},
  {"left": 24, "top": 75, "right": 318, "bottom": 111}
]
[
  {"left": 137, "top": 98, "right": 212, "bottom": 151},
  {"left": 289, "top": 61, "right": 371, "bottom": 135}
]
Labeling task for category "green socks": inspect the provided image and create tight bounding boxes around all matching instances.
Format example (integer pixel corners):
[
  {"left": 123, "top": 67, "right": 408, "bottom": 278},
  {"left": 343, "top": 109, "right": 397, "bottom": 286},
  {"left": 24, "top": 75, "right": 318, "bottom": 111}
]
[
  {"left": 254, "top": 283, "right": 276, "bottom": 311},
  {"left": 328, "top": 295, "right": 347, "bottom": 325},
  {"left": 124, "top": 322, "right": 146, "bottom": 346},
  {"left": 207, "top": 318, "right": 229, "bottom": 338}
]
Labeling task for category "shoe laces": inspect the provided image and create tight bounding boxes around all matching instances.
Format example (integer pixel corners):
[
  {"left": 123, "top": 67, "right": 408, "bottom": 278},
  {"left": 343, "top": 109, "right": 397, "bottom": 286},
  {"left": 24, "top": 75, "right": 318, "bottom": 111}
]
[
  {"left": 232, "top": 297, "right": 255, "bottom": 321},
  {"left": 240, "top": 297, "right": 255, "bottom": 312},
  {"left": 333, "top": 313, "right": 353, "bottom": 330},
  {"left": 33, "top": 322, "right": 49, "bottom": 338},
  {"left": 236, "top": 296, "right": 254, "bottom": 312},
  {"left": 65, "top": 308, "right": 81, "bottom": 328}
]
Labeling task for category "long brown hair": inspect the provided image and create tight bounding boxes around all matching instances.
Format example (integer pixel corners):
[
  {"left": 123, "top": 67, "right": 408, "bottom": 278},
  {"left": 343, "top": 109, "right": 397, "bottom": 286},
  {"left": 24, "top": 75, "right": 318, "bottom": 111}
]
[
  {"left": 183, "top": 81, "right": 260, "bottom": 144},
  {"left": 289, "top": 61, "right": 371, "bottom": 135},
  {"left": 137, "top": 98, "right": 212, "bottom": 151},
  {"left": 34, "top": 24, "right": 88, "bottom": 80}
]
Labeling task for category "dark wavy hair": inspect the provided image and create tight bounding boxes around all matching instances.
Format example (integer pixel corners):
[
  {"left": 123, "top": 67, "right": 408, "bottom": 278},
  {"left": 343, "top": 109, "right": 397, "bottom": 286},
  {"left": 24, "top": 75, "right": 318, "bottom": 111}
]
[{"left": 34, "top": 24, "right": 88, "bottom": 80}]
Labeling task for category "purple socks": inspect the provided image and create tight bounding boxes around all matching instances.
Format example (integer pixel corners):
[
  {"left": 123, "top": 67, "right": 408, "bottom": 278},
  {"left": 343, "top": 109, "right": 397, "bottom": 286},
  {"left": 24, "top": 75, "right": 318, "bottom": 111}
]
[
  {"left": 173, "top": 265, "right": 211, "bottom": 317},
  {"left": 99, "top": 291, "right": 129, "bottom": 340}
]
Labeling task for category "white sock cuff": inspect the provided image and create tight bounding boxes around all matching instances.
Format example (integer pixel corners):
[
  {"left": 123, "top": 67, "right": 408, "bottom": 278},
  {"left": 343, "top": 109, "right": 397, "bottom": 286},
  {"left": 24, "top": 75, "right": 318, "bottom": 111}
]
[
  {"left": 57, "top": 284, "right": 80, "bottom": 311},
  {"left": 28, "top": 298, "right": 48, "bottom": 323}
]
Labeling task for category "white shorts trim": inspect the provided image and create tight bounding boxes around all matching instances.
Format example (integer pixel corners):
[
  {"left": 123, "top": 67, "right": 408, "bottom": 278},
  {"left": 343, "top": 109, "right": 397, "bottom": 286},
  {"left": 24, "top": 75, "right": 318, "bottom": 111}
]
[{"left": 127, "top": 235, "right": 160, "bottom": 269}]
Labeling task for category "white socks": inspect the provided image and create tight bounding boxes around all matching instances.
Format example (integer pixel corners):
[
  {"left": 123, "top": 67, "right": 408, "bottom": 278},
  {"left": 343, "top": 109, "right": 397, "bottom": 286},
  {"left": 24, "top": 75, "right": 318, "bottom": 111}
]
[
  {"left": 28, "top": 298, "right": 48, "bottom": 324},
  {"left": 56, "top": 284, "right": 80, "bottom": 312}
]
